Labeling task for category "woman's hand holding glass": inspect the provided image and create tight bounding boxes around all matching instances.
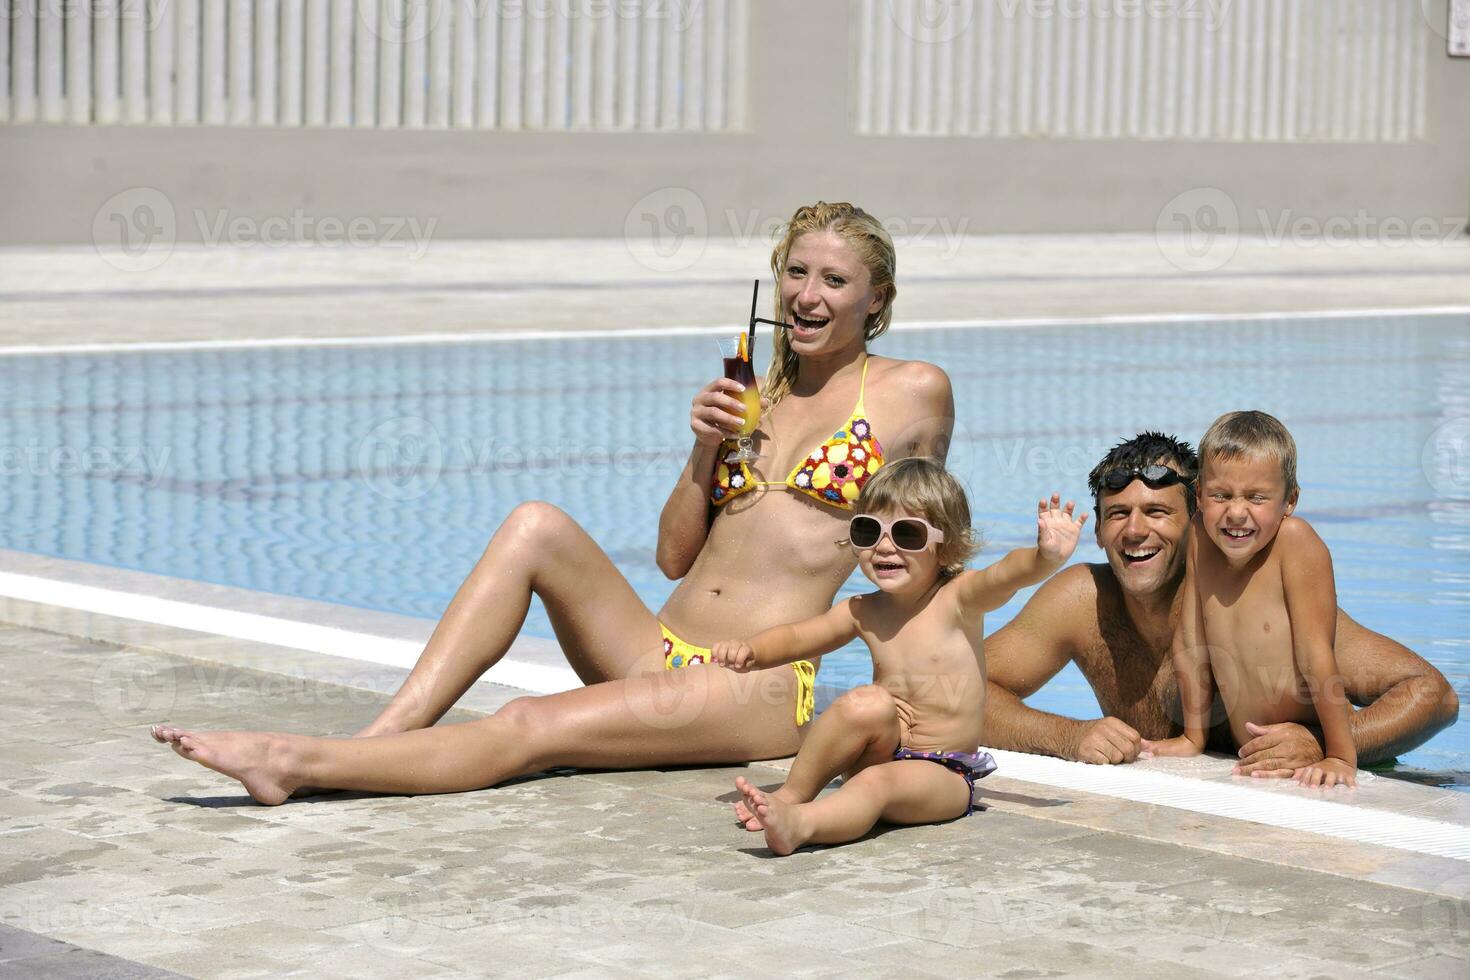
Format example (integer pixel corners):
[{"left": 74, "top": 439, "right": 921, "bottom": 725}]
[{"left": 689, "top": 379, "right": 769, "bottom": 449}]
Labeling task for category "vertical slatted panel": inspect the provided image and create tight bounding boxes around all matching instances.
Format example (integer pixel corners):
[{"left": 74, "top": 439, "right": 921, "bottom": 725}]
[
  {"left": 427, "top": 0, "right": 451, "bottom": 126},
  {"left": 498, "top": 4, "right": 522, "bottom": 128},
  {"left": 13, "top": 0, "right": 36, "bottom": 122},
  {"left": 354, "top": 0, "right": 378, "bottom": 126},
  {"left": 705, "top": 0, "right": 725, "bottom": 127},
  {"left": 546, "top": 4, "right": 570, "bottom": 130},
  {"left": 616, "top": 11, "right": 638, "bottom": 130},
  {"left": 636, "top": 12, "right": 657, "bottom": 128},
  {"left": 594, "top": 4, "right": 617, "bottom": 128},
  {"left": 151, "top": 0, "right": 177, "bottom": 125},
  {"left": 0, "top": 0, "right": 10, "bottom": 122},
  {"left": 523, "top": 6, "right": 546, "bottom": 128},
  {"left": 256, "top": 0, "right": 279, "bottom": 124},
  {"left": 66, "top": 0, "right": 91, "bottom": 125},
  {"left": 1380, "top": 0, "right": 1402, "bottom": 142},
  {"left": 375, "top": 0, "right": 400, "bottom": 127},
  {"left": 874, "top": 0, "right": 895, "bottom": 134},
  {"left": 5, "top": 0, "right": 738, "bottom": 130},
  {"left": 658, "top": 4, "right": 680, "bottom": 130},
  {"left": 570, "top": 7, "right": 594, "bottom": 129},
  {"left": 201, "top": 0, "right": 227, "bottom": 124},
  {"left": 175, "top": 0, "right": 200, "bottom": 124},
  {"left": 280, "top": 0, "right": 304, "bottom": 125},
  {"left": 330, "top": 0, "right": 354, "bottom": 126},
  {"left": 227, "top": 0, "right": 252, "bottom": 125},
  {"left": 475, "top": 0, "right": 498, "bottom": 128},
  {"left": 727, "top": 0, "right": 747, "bottom": 128},
  {"left": 893, "top": 4, "right": 913, "bottom": 133},
  {"left": 36, "top": 0, "right": 60, "bottom": 121},
  {"left": 1280, "top": 0, "right": 1300, "bottom": 141},
  {"left": 452, "top": 0, "right": 475, "bottom": 128},
  {"left": 394, "top": 0, "right": 419, "bottom": 125},
  {"left": 683, "top": 2, "right": 705, "bottom": 130},
  {"left": 914, "top": 13, "right": 935, "bottom": 135},
  {"left": 121, "top": 0, "right": 146, "bottom": 122},
  {"left": 852, "top": 0, "right": 1431, "bottom": 143}
]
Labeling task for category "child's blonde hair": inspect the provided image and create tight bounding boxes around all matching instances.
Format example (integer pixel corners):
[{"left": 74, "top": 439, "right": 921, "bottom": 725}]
[
  {"left": 856, "top": 458, "right": 981, "bottom": 577},
  {"left": 1199, "top": 410, "right": 1299, "bottom": 497}
]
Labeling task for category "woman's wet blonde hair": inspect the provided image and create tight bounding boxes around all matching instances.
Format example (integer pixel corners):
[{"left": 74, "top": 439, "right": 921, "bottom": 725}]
[
  {"left": 765, "top": 201, "right": 897, "bottom": 407},
  {"left": 855, "top": 458, "right": 981, "bottom": 578}
]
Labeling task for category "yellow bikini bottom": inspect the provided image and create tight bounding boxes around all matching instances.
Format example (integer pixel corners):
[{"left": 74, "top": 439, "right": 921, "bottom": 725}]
[{"left": 659, "top": 623, "right": 815, "bottom": 727}]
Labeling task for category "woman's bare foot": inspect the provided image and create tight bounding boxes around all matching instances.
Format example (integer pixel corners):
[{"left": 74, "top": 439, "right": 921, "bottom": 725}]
[
  {"left": 150, "top": 724, "right": 301, "bottom": 806},
  {"left": 738, "top": 779, "right": 809, "bottom": 856},
  {"left": 732, "top": 776, "right": 799, "bottom": 831}
]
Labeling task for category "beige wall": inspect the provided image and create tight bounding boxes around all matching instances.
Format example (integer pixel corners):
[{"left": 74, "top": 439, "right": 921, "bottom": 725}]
[{"left": 2, "top": 0, "right": 1467, "bottom": 247}]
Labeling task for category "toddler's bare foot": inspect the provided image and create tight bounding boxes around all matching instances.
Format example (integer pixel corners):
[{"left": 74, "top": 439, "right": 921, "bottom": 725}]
[
  {"left": 151, "top": 724, "right": 300, "bottom": 806},
  {"left": 743, "top": 784, "right": 809, "bottom": 857},
  {"left": 733, "top": 776, "right": 799, "bottom": 831}
]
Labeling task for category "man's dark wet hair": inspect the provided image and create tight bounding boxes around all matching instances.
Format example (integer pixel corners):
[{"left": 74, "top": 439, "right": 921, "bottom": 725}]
[{"left": 1087, "top": 432, "right": 1200, "bottom": 518}]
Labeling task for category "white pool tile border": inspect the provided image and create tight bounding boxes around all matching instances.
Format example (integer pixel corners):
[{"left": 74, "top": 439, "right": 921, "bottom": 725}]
[
  {"left": 0, "top": 306, "right": 1466, "bottom": 356},
  {"left": 0, "top": 570, "right": 584, "bottom": 695},
  {"left": 984, "top": 748, "right": 1470, "bottom": 863}
]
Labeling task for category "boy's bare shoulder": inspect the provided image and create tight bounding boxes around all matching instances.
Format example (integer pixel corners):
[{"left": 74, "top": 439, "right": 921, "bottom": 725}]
[{"left": 1276, "top": 514, "right": 1331, "bottom": 554}]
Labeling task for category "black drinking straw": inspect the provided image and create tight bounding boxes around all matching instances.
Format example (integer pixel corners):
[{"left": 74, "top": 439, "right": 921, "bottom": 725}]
[
  {"left": 746, "top": 279, "right": 759, "bottom": 362},
  {"left": 747, "top": 277, "right": 793, "bottom": 343}
]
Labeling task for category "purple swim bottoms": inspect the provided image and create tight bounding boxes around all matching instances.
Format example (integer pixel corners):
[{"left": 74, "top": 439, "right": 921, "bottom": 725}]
[{"left": 892, "top": 747, "right": 998, "bottom": 816}]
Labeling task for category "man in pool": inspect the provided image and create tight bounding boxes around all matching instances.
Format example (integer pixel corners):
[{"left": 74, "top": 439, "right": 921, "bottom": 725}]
[{"left": 983, "top": 432, "right": 1460, "bottom": 772}]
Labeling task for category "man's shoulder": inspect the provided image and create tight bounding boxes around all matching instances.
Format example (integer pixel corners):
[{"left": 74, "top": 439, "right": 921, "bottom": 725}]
[{"left": 1014, "top": 562, "right": 1107, "bottom": 632}]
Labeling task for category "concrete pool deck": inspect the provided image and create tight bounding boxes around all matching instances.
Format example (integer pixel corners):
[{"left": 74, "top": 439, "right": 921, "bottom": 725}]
[
  {"left": 1, "top": 234, "right": 1468, "bottom": 349},
  {"left": 2, "top": 591, "right": 1469, "bottom": 979},
  {"left": 1, "top": 236, "right": 1468, "bottom": 977}
]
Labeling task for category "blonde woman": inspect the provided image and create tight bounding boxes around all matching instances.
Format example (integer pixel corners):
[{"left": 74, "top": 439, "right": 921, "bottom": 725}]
[{"left": 152, "top": 202, "right": 956, "bottom": 803}]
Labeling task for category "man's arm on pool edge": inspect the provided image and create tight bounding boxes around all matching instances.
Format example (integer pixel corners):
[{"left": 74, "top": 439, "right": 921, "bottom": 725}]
[
  {"left": 984, "top": 568, "right": 1143, "bottom": 764},
  {"left": 1234, "top": 610, "right": 1461, "bottom": 773}
]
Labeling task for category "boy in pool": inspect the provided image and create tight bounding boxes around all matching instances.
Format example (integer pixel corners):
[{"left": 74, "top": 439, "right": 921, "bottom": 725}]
[
  {"left": 1144, "top": 411, "right": 1357, "bottom": 787},
  {"left": 710, "top": 458, "right": 1087, "bottom": 855}
]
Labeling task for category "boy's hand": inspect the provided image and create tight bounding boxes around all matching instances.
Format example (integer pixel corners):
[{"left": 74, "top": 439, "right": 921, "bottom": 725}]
[
  {"left": 710, "top": 640, "right": 755, "bottom": 672},
  {"left": 1292, "top": 758, "right": 1357, "bottom": 789},
  {"left": 1139, "top": 735, "right": 1203, "bottom": 759},
  {"left": 1036, "top": 493, "right": 1088, "bottom": 565}
]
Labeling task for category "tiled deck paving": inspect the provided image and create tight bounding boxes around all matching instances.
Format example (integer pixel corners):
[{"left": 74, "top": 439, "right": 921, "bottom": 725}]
[{"left": 1, "top": 612, "right": 1466, "bottom": 979}]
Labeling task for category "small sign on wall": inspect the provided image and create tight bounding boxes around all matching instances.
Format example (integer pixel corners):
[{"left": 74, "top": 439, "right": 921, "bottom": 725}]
[{"left": 1452, "top": 0, "right": 1470, "bottom": 56}]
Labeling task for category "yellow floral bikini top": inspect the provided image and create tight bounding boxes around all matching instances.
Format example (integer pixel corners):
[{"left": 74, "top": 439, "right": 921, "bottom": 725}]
[{"left": 711, "top": 358, "right": 885, "bottom": 510}]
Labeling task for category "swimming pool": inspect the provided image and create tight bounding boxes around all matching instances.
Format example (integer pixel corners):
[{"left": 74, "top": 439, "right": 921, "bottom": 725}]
[{"left": 3, "top": 312, "right": 1467, "bottom": 783}]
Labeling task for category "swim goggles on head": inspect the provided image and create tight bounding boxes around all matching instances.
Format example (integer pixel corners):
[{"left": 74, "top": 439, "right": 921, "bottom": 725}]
[
  {"left": 1098, "top": 464, "right": 1192, "bottom": 492},
  {"left": 848, "top": 515, "right": 946, "bottom": 552}
]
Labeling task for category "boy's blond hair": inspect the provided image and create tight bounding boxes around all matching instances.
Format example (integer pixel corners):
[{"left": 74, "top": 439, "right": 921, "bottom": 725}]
[
  {"left": 1198, "top": 410, "right": 1299, "bottom": 497},
  {"left": 856, "top": 458, "right": 981, "bottom": 577}
]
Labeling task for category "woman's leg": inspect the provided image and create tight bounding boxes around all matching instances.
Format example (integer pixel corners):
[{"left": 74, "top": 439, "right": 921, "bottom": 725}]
[
  {"left": 361, "top": 502, "right": 665, "bottom": 736},
  {"left": 740, "top": 761, "right": 971, "bottom": 856},
  {"left": 735, "top": 685, "right": 899, "bottom": 829},
  {"left": 153, "top": 660, "right": 807, "bottom": 804}
]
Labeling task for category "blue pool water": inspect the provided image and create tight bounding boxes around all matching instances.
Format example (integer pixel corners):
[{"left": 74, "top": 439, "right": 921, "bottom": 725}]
[{"left": 3, "top": 313, "right": 1468, "bottom": 783}]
